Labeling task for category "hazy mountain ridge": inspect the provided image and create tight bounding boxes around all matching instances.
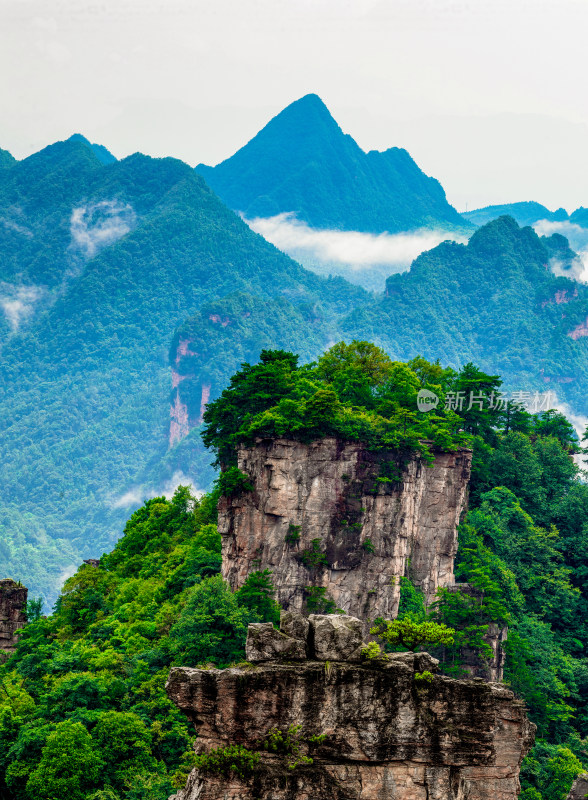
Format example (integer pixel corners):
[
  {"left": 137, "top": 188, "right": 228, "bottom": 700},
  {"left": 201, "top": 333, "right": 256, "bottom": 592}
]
[
  {"left": 342, "top": 215, "right": 588, "bottom": 410},
  {"left": 0, "top": 136, "right": 365, "bottom": 604},
  {"left": 196, "top": 93, "right": 470, "bottom": 235},
  {"left": 464, "top": 200, "right": 588, "bottom": 229},
  {"left": 4, "top": 132, "right": 588, "bottom": 608}
]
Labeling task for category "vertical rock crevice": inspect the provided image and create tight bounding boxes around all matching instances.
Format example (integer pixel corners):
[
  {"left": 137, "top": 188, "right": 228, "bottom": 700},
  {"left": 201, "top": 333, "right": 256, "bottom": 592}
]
[{"left": 219, "top": 438, "right": 472, "bottom": 623}]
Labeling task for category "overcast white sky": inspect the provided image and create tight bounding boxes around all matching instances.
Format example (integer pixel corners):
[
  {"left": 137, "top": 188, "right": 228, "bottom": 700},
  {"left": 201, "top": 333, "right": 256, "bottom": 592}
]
[{"left": 2, "top": 0, "right": 588, "bottom": 212}]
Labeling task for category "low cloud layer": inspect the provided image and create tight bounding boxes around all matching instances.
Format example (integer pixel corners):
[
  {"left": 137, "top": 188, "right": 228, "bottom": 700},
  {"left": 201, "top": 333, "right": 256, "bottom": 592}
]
[
  {"left": 111, "top": 471, "right": 203, "bottom": 510},
  {"left": 246, "top": 213, "right": 468, "bottom": 292},
  {"left": 70, "top": 199, "right": 136, "bottom": 259},
  {"left": 533, "top": 219, "right": 588, "bottom": 282},
  {"left": 0, "top": 283, "right": 45, "bottom": 332}
]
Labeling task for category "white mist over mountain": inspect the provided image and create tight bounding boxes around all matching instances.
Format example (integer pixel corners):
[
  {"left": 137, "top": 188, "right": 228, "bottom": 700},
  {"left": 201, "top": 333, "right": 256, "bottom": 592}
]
[
  {"left": 0, "top": 283, "right": 46, "bottom": 332},
  {"left": 533, "top": 219, "right": 588, "bottom": 283},
  {"left": 247, "top": 213, "right": 468, "bottom": 291},
  {"left": 70, "top": 200, "right": 136, "bottom": 259}
]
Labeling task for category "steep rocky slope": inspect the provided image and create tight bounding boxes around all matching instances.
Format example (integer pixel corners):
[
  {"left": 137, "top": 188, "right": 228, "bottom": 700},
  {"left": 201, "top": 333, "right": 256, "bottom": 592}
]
[
  {"left": 219, "top": 438, "right": 472, "bottom": 623},
  {"left": 0, "top": 579, "right": 27, "bottom": 660},
  {"left": 167, "top": 613, "right": 535, "bottom": 800}
]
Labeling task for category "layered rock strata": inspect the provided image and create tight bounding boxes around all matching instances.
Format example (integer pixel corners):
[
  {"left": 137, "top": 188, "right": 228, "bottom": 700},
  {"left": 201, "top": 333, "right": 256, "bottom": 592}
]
[
  {"left": 0, "top": 579, "right": 27, "bottom": 660},
  {"left": 167, "top": 614, "right": 534, "bottom": 800},
  {"left": 219, "top": 438, "right": 472, "bottom": 622}
]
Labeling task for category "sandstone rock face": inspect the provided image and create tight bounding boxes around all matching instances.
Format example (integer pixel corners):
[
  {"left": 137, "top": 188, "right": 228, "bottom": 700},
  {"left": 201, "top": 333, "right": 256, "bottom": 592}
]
[
  {"left": 167, "top": 616, "right": 534, "bottom": 800},
  {"left": 0, "top": 579, "right": 28, "bottom": 661},
  {"left": 279, "top": 609, "right": 310, "bottom": 642},
  {"left": 308, "top": 614, "right": 363, "bottom": 662},
  {"left": 568, "top": 773, "right": 588, "bottom": 800},
  {"left": 245, "top": 622, "right": 307, "bottom": 662},
  {"left": 219, "top": 438, "right": 472, "bottom": 623},
  {"left": 246, "top": 612, "right": 363, "bottom": 664}
]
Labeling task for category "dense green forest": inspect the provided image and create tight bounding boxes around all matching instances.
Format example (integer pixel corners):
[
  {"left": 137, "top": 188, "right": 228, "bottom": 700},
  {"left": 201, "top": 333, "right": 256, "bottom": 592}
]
[
  {"left": 0, "top": 137, "right": 364, "bottom": 605},
  {"left": 196, "top": 94, "right": 469, "bottom": 234},
  {"left": 0, "top": 486, "right": 281, "bottom": 800},
  {"left": 200, "top": 341, "right": 472, "bottom": 467},
  {"left": 2, "top": 343, "right": 588, "bottom": 800},
  {"left": 342, "top": 215, "right": 588, "bottom": 413},
  {"left": 4, "top": 132, "right": 588, "bottom": 618}
]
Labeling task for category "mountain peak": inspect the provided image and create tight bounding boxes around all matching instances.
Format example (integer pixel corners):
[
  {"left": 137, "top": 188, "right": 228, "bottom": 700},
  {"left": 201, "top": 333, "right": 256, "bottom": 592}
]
[
  {"left": 257, "top": 93, "right": 342, "bottom": 143},
  {"left": 288, "top": 92, "right": 329, "bottom": 111},
  {"left": 278, "top": 92, "right": 333, "bottom": 119},
  {"left": 195, "top": 95, "right": 467, "bottom": 233},
  {"left": 67, "top": 134, "right": 117, "bottom": 165},
  {"left": 0, "top": 147, "right": 15, "bottom": 170}
]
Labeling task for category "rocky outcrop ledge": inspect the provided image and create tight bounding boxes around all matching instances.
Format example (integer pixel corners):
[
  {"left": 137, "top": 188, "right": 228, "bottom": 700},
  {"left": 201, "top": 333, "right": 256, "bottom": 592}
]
[
  {"left": 567, "top": 773, "right": 588, "bottom": 800},
  {"left": 167, "top": 613, "right": 535, "bottom": 800}
]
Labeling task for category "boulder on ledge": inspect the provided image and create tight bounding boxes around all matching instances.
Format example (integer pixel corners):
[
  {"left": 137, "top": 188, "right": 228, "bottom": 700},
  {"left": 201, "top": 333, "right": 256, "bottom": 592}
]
[
  {"left": 309, "top": 613, "right": 363, "bottom": 661},
  {"left": 245, "top": 622, "right": 306, "bottom": 662}
]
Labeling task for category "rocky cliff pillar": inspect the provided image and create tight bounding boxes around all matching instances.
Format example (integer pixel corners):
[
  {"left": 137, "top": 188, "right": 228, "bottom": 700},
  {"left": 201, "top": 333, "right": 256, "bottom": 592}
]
[
  {"left": 0, "top": 579, "right": 28, "bottom": 661},
  {"left": 219, "top": 438, "right": 472, "bottom": 624}
]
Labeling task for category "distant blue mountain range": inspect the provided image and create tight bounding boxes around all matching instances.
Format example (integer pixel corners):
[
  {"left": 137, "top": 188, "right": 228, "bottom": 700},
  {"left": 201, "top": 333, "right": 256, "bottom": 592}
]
[{"left": 196, "top": 93, "right": 470, "bottom": 234}]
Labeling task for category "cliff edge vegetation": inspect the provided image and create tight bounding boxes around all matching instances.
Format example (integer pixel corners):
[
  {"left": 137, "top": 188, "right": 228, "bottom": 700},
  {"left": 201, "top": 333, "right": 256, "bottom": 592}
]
[
  {"left": 202, "top": 341, "right": 475, "bottom": 468},
  {"left": 1, "top": 345, "right": 588, "bottom": 799}
]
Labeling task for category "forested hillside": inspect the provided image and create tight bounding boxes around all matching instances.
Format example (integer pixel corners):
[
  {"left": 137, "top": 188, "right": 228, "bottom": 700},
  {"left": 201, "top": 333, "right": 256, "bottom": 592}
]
[
  {"left": 342, "top": 215, "right": 588, "bottom": 413},
  {"left": 0, "top": 137, "right": 364, "bottom": 604},
  {"left": 5, "top": 134, "right": 588, "bottom": 615},
  {"left": 196, "top": 94, "right": 469, "bottom": 234},
  {"left": 1, "top": 345, "right": 587, "bottom": 800}
]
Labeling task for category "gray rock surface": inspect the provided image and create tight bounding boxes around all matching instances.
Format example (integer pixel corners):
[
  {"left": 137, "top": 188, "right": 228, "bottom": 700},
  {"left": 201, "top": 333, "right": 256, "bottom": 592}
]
[
  {"left": 309, "top": 613, "right": 363, "bottom": 661},
  {"left": 0, "top": 579, "right": 27, "bottom": 661},
  {"left": 388, "top": 650, "right": 440, "bottom": 673},
  {"left": 279, "top": 609, "right": 309, "bottom": 641},
  {"left": 219, "top": 438, "right": 472, "bottom": 627},
  {"left": 167, "top": 619, "right": 535, "bottom": 800},
  {"left": 245, "top": 623, "right": 306, "bottom": 662},
  {"left": 568, "top": 773, "right": 588, "bottom": 800}
]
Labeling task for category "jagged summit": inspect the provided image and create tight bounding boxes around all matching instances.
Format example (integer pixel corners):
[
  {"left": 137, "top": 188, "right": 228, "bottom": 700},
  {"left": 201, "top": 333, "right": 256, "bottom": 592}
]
[
  {"left": 16, "top": 135, "right": 117, "bottom": 177},
  {"left": 253, "top": 92, "right": 341, "bottom": 136},
  {"left": 67, "top": 133, "right": 117, "bottom": 165},
  {"left": 196, "top": 94, "right": 469, "bottom": 234},
  {"left": 0, "top": 146, "right": 15, "bottom": 169},
  {"left": 17, "top": 136, "right": 105, "bottom": 177}
]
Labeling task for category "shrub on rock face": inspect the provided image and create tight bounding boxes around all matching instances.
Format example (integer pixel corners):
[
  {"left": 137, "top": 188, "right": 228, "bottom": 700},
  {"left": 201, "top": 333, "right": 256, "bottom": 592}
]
[
  {"left": 361, "top": 642, "right": 382, "bottom": 660},
  {"left": 194, "top": 744, "right": 261, "bottom": 780},
  {"left": 371, "top": 617, "right": 455, "bottom": 652},
  {"left": 215, "top": 467, "right": 254, "bottom": 498}
]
